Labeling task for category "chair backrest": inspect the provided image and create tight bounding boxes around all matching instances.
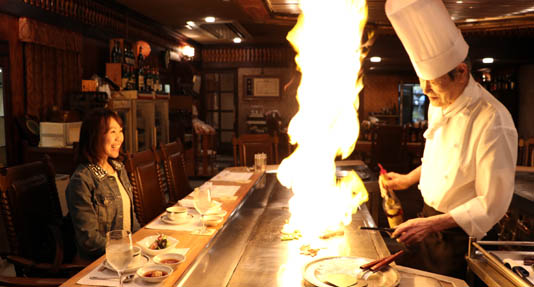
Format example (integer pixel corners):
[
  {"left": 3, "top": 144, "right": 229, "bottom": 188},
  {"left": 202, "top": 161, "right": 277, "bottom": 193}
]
[
  {"left": 0, "top": 157, "right": 62, "bottom": 266},
  {"left": 125, "top": 149, "right": 166, "bottom": 225},
  {"left": 193, "top": 133, "right": 217, "bottom": 177},
  {"left": 525, "top": 138, "right": 534, "bottom": 167},
  {"left": 232, "top": 134, "right": 279, "bottom": 167},
  {"left": 160, "top": 140, "right": 192, "bottom": 203},
  {"left": 371, "top": 125, "right": 406, "bottom": 172}
]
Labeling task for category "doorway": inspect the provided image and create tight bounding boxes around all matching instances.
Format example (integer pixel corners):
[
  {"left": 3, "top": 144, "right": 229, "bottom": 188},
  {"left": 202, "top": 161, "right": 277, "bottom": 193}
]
[{"left": 202, "top": 70, "right": 237, "bottom": 155}]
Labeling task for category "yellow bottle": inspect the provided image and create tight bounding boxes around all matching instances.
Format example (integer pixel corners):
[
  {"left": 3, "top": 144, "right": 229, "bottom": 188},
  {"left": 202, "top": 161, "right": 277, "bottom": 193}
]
[{"left": 379, "top": 173, "right": 404, "bottom": 228}]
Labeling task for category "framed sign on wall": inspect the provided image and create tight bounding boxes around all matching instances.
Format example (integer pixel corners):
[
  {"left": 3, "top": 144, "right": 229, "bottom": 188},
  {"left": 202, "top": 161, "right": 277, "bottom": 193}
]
[{"left": 244, "top": 76, "right": 281, "bottom": 99}]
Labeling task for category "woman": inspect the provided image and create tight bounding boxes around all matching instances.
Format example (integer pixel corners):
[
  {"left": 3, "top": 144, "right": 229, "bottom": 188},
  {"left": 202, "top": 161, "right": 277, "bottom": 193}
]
[{"left": 66, "top": 108, "right": 140, "bottom": 261}]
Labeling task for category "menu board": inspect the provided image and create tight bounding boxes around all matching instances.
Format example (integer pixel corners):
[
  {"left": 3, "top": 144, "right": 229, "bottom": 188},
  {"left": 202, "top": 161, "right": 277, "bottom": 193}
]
[{"left": 244, "top": 76, "right": 281, "bottom": 98}]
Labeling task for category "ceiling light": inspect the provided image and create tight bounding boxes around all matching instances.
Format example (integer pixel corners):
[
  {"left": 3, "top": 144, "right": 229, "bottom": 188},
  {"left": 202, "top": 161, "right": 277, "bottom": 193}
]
[
  {"left": 233, "top": 37, "right": 242, "bottom": 43},
  {"left": 465, "top": 18, "right": 477, "bottom": 22},
  {"left": 0, "top": 68, "right": 2, "bottom": 73},
  {"left": 456, "top": 1, "right": 463, "bottom": 3},
  {"left": 185, "top": 25, "right": 193, "bottom": 30},
  {"left": 482, "top": 57, "right": 494, "bottom": 64},
  {"left": 370, "top": 56, "right": 381, "bottom": 63},
  {"left": 186, "top": 21, "right": 196, "bottom": 27},
  {"left": 205, "top": 16, "right": 215, "bottom": 23}
]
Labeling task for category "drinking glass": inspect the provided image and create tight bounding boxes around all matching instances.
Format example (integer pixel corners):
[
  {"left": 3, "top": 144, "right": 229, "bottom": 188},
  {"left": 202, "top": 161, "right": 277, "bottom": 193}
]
[
  {"left": 106, "top": 230, "right": 134, "bottom": 287},
  {"left": 194, "top": 183, "right": 212, "bottom": 234}
]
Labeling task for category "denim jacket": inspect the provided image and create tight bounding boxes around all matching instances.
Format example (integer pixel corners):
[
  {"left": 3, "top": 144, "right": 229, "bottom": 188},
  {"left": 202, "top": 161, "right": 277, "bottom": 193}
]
[{"left": 66, "top": 160, "right": 141, "bottom": 260}]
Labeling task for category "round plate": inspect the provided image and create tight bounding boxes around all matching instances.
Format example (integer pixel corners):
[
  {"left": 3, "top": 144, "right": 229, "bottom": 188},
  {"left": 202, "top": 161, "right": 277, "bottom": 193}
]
[
  {"left": 161, "top": 214, "right": 194, "bottom": 225},
  {"left": 205, "top": 209, "right": 227, "bottom": 217},
  {"left": 303, "top": 256, "right": 400, "bottom": 287},
  {"left": 104, "top": 254, "right": 149, "bottom": 274}
]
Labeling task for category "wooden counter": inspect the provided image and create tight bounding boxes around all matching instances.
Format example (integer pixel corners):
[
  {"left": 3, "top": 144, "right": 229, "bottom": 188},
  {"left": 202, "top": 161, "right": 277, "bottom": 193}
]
[{"left": 62, "top": 163, "right": 467, "bottom": 287}]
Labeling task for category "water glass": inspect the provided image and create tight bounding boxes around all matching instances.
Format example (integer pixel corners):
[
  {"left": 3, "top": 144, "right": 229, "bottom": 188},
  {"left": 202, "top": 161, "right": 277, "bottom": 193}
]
[
  {"left": 194, "top": 184, "right": 212, "bottom": 234},
  {"left": 106, "top": 230, "right": 134, "bottom": 287}
]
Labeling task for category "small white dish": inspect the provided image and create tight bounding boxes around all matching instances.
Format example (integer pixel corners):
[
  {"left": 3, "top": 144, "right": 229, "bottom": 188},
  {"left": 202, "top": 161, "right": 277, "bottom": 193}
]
[
  {"left": 205, "top": 209, "right": 227, "bottom": 217},
  {"left": 136, "top": 235, "right": 179, "bottom": 256},
  {"left": 153, "top": 253, "right": 186, "bottom": 269},
  {"left": 136, "top": 264, "right": 172, "bottom": 283},
  {"left": 161, "top": 213, "right": 194, "bottom": 225},
  {"left": 202, "top": 215, "right": 224, "bottom": 227}
]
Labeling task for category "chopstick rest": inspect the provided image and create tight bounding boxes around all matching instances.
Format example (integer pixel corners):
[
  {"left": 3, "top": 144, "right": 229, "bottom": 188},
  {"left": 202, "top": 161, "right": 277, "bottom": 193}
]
[{"left": 360, "top": 250, "right": 405, "bottom": 272}]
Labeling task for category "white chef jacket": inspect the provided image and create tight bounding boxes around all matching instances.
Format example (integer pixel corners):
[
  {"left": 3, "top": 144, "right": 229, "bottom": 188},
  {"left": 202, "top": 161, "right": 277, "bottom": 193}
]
[{"left": 419, "top": 75, "right": 518, "bottom": 239}]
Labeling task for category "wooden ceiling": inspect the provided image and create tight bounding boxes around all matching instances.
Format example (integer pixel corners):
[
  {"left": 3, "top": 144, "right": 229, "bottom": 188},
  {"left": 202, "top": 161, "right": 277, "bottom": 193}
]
[{"left": 114, "top": 0, "right": 534, "bottom": 45}]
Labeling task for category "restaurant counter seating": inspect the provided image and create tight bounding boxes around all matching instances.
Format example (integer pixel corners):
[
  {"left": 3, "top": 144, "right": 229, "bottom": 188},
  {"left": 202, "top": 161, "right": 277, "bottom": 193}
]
[
  {"left": 232, "top": 133, "right": 279, "bottom": 167},
  {"left": 125, "top": 149, "right": 167, "bottom": 226},
  {"left": 160, "top": 140, "right": 193, "bottom": 203},
  {"left": 0, "top": 156, "right": 86, "bottom": 286}
]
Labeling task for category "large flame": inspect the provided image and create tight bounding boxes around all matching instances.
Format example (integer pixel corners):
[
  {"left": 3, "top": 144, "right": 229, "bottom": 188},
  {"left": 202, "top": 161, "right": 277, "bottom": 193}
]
[{"left": 278, "top": 0, "right": 369, "bottom": 240}]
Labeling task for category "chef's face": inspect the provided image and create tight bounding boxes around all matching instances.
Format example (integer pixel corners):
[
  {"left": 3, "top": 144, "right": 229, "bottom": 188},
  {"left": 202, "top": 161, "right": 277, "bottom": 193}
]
[
  {"left": 420, "top": 63, "right": 469, "bottom": 108},
  {"left": 101, "top": 117, "right": 123, "bottom": 161}
]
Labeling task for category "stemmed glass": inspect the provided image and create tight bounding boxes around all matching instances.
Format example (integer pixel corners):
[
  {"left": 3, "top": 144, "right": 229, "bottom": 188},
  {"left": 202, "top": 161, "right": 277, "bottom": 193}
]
[
  {"left": 194, "top": 182, "right": 212, "bottom": 234},
  {"left": 106, "top": 230, "right": 133, "bottom": 287}
]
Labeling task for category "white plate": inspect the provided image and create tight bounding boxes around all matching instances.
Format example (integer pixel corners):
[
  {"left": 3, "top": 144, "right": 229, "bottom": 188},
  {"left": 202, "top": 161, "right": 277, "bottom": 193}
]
[
  {"left": 303, "top": 256, "right": 400, "bottom": 287},
  {"left": 103, "top": 254, "right": 149, "bottom": 274},
  {"left": 205, "top": 209, "right": 227, "bottom": 217},
  {"left": 161, "top": 213, "right": 194, "bottom": 225},
  {"left": 136, "top": 235, "right": 179, "bottom": 257}
]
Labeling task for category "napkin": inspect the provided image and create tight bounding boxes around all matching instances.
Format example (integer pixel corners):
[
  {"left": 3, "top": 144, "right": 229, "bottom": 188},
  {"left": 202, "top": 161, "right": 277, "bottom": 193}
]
[
  {"left": 76, "top": 248, "right": 189, "bottom": 287},
  {"left": 210, "top": 170, "right": 253, "bottom": 183}
]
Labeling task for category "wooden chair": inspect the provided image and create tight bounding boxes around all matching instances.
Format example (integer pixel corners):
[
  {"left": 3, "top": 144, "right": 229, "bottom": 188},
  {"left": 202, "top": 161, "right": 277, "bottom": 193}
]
[
  {"left": 0, "top": 156, "right": 85, "bottom": 283},
  {"left": 525, "top": 138, "right": 534, "bottom": 167},
  {"left": 125, "top": 149, "right": 167, "bottom": 226},
  {"left": 193, "top": 133, "right": 217, "bottom": 177},
  {"left": 232, "top": 134, "right": 279, "bottom": 167},
  {"left": 160, "top": 140, "right": 193, "bottom": 203}
]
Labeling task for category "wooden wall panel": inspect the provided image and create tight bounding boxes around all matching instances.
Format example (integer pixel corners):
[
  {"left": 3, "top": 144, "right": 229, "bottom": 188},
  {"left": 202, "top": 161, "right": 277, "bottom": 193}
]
[{"left": 361, "top": 72, "right": 417, "bottom": 121}]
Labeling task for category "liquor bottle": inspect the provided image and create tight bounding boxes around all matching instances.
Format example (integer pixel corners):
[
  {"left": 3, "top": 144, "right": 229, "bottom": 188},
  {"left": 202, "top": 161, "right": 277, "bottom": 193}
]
[
  {"left": 378, "top": 164, "right": 404, "bottom": 228},
  {"left": 137, "top": 66, "right": 145, "bottom": 92},
  {"left": 121, "top": 64, "right": 129, "bottom": 89},
  {"left": 112, "top": 41, "right": 122, "bottom": 63},
  {"left": 145, "top": 67, "right": 153, "bottom": 92},
  {"left": 137, "top": 46, "right": 144, "bottom": 68}
]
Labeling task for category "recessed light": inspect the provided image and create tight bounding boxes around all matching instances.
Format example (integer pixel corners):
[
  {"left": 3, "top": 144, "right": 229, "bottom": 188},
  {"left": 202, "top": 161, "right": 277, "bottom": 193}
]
[
  {"left": 482, "top": 57, "right": 494, "bottom": 64},
  {"left": 465, "top": 18, "right": 477, "bottom": 22},
  {"left": 370, "top": 56, "right": 381, "bottom": 63},
  {"left": 233, "top": 37, "right": 242, "bottom": 43},
  {"left": 456, "top": 1, "right": 463, "bottom": 3},
  {"left": 205, "top": 16, "right": 215, "bottom": 23},
  {"left": 186, "top": 21, "right": 195, "bottom": 27}
]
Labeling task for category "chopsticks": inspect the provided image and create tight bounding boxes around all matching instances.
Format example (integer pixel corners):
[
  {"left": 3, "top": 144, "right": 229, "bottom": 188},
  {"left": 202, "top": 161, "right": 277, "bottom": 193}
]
[
  {"left": 360, "top": 250, "right": 405, "bottom": 272},
  {"left": 359, "top": 226, "right": 395, "bottom": 233}
]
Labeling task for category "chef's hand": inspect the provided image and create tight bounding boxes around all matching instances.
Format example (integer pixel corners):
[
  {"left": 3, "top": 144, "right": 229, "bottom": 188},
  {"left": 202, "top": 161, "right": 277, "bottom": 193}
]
[
  {"left": 391, "top": 213, "right": 458, "bottom": 245},
  {"left": 382, "top": 172, "right": 412, "bottom": 191},
  {"left": 382, "top": 166, "right": 421, "bottom": 191}
]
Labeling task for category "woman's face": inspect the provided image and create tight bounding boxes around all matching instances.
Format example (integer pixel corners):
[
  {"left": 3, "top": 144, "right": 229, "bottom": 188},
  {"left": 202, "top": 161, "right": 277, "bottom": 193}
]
[{"left": 101, "top": 117, "right": 123, "bottom": 161}]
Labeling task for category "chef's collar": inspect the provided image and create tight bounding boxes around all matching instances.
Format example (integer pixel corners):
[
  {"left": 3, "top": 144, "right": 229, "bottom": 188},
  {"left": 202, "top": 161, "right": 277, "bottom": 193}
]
[{"left": 440, "top": 75, "right": 478, "bottom": 118}]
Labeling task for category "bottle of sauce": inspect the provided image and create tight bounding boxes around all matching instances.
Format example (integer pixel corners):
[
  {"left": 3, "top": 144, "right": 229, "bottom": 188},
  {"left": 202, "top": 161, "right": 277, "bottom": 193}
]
[{"left": 378, "top": 164, "right": 404, "bottom": 228}]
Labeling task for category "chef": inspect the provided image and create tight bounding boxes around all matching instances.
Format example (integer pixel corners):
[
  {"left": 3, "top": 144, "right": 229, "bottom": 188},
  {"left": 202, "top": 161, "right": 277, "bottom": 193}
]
[{"left": 382, "top": 0, "right": 518, "bottom": 279}]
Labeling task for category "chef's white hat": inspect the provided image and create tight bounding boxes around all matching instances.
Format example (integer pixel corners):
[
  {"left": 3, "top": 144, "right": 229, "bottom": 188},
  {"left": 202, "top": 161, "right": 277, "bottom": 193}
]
[{"left": 385, "top": 0, "right": 469, "bottom": 80}]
